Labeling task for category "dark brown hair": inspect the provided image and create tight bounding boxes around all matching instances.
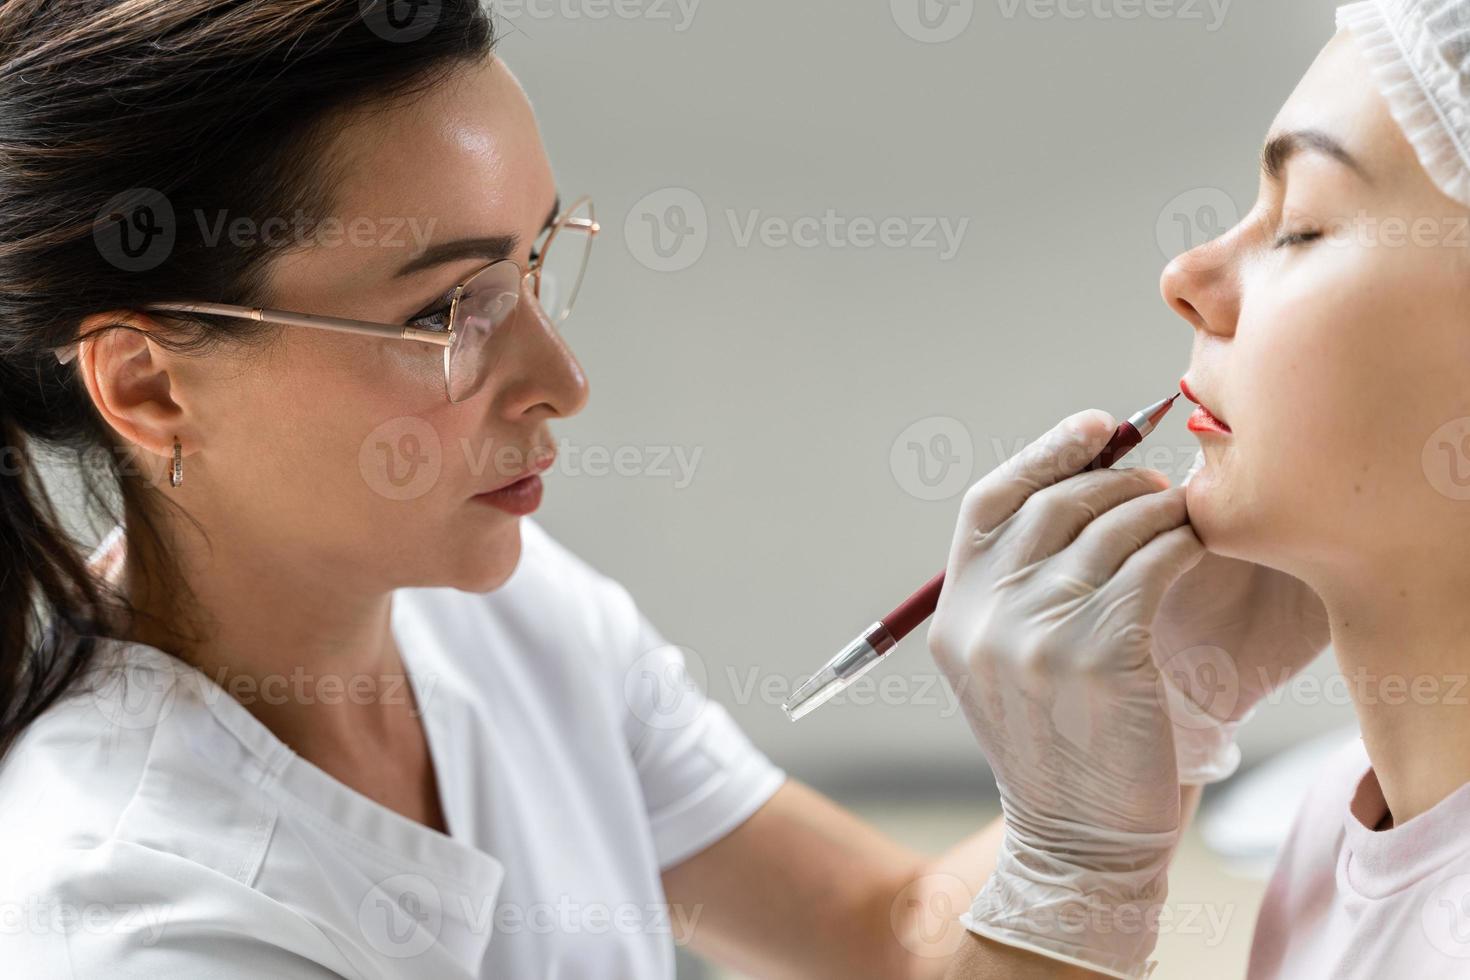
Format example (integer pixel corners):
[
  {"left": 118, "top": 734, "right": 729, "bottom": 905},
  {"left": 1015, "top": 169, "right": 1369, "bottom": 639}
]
[{"left": 0, "top": 0, "right": 497, "bottom": 760}]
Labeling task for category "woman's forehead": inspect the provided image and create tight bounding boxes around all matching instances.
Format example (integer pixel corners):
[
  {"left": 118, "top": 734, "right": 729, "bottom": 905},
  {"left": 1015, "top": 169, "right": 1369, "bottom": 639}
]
[
  {"left": 328, "top": 56, "right": 548, "bottom": 217},
  {"left": 268, "top": 57, "right": 555, "bottom": 299},
  {"left": 1268, "top": 29, "right": 1419, "bottom": 194}
]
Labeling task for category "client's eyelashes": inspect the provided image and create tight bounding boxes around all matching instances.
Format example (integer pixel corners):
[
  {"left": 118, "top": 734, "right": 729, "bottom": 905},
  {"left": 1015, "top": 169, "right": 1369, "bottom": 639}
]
[{"left": 1273, "top": 229, "right": 1323, "bottom": 249}]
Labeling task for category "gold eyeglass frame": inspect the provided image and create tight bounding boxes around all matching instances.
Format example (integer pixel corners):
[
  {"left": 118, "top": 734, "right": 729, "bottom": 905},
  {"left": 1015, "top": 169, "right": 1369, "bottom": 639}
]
[{"left": 53, "top": 195, "right": 599, "bottom": 404}]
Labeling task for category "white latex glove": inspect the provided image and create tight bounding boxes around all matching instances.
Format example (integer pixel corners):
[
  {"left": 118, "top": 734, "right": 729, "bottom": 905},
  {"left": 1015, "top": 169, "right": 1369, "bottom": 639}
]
[
  {"left": 927, "top": 409, "right": 1206, "bottom": 980},
  {"left": 1151, "top": 448, "right": 1331, "bottom": 784}
]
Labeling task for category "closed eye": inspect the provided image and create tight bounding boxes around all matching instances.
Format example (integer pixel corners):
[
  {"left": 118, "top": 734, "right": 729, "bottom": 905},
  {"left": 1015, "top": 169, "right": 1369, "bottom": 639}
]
[{"left": 1273, "top": 230, "right": 1322, "bottom": 249}]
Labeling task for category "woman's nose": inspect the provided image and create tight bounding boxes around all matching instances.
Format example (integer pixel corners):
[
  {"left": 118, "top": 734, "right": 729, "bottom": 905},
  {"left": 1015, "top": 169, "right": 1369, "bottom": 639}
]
[
  {"left": 493, "top": 276, "right": 590, "bottom": 422},
  {"left": 1159, "top": 227, "right": 1243, "bottom": 339}
]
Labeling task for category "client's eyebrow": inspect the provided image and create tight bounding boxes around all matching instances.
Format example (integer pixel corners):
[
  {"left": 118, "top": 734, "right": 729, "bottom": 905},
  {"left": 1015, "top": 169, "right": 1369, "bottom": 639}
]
[
  {"left": 1261, "top": 129, "right": 1370, "bottom": 183},
  {"left": 393, "top": 194, "right": 561, "bottom": 278}
]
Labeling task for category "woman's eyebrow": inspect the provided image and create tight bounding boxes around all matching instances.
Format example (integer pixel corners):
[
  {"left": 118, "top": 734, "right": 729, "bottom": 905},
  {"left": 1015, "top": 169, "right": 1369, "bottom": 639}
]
[
  {"left": 1261, "top": 128, "right": 1371, "bottom": 183},
  {"left": 392, "top": 195, "right": 561, "bottom": 278}
]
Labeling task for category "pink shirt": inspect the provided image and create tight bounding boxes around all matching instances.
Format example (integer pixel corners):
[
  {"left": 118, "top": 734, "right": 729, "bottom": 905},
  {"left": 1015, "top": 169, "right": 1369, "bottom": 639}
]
[{"left": 1247, "top": 736, "right": 1470, "bottom": 978}]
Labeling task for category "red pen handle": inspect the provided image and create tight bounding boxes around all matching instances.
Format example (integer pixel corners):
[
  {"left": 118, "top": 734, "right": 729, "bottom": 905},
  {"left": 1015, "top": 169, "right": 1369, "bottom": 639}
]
[{"left": 877, "top": 418, "right": 1147, "bottom": 645}]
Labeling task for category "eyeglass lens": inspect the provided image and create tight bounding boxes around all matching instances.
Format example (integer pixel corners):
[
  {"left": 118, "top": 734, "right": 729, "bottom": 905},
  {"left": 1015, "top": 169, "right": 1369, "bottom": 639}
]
[{"left": 445, "top": 198, "right": 594, "bottom": 402}]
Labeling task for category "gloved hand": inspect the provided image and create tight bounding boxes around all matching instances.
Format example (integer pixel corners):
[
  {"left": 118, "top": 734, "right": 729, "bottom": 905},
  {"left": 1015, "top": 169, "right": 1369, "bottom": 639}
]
[
  {"left": 1150, "top": 448, "right": 1331, "bottom": 784},
  {"left": 927, "top": 409, "right": 1205, "bottom": 980}
]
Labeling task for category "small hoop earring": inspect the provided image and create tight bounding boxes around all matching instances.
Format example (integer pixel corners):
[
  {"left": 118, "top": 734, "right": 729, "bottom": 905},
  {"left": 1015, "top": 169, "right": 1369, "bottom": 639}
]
[{"left": 170, "top": 436, "right": 183, "bottom": 488}]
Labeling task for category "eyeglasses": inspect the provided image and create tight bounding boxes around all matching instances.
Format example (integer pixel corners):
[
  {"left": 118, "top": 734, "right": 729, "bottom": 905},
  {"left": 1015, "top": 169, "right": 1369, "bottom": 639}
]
[{"left": 54, "top": 195, "right": 598, "bottom": 404}]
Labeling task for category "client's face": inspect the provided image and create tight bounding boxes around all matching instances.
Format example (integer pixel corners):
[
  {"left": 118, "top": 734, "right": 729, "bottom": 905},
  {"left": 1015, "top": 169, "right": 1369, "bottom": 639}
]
[{"left": 1160, "top": 28, "right": 1470, "bottom": 584}]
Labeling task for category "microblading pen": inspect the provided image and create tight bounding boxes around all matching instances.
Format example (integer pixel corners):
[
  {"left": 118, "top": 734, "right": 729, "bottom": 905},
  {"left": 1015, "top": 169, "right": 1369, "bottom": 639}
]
[{"left": 782, "top": 392, "right": 1182, "bottom": 721}]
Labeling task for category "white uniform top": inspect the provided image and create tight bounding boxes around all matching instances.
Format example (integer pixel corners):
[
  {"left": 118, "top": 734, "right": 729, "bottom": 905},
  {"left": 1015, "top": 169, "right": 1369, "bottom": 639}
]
[{"left": 0, "top": 519, "right": 787, "bottom": 979}]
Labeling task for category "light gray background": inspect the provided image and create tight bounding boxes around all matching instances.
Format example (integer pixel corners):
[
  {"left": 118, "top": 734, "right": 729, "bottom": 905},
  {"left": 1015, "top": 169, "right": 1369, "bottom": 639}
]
[{"left": 509, "top": 0, "right": 1357, "bottom": 796}]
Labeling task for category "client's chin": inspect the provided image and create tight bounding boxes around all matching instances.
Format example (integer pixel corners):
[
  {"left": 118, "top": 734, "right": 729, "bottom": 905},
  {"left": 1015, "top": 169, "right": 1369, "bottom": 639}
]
[{"left": 446, "top": 521, "right": 524, "bottom": 594}]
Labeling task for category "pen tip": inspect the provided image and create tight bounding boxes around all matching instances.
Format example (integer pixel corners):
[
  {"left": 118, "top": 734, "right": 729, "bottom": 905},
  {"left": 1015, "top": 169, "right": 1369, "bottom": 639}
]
[{"left": 1142, "top": 392, "right": 1181, "bottom": 428}]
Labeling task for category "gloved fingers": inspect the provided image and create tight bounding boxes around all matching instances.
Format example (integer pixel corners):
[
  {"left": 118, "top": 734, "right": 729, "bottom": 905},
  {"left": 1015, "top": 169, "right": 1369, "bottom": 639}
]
[
  {"left": 1010, "top": 466, "right": 1170, "bottom": 567},
  {"left": 1063, "top": 484, "right": 1192, "bottom": 586},
  {"left": 956, "top": 408, "right": 1119, "bottom": 542},
  {"left": 1111, "top": 522, "right": 1207, "bottom": 628}
]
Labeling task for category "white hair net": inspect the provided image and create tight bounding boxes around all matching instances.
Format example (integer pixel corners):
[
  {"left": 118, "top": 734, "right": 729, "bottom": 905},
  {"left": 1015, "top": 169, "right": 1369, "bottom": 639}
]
[{"left": 1337, "top": 0, "right": 1470, "bottom": 209}]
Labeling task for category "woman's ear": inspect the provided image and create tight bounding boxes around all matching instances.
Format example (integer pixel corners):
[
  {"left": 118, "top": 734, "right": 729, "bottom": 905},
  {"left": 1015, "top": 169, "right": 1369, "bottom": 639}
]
[{"left": 73, "top": 312, "right": 194, "bottom": 477}]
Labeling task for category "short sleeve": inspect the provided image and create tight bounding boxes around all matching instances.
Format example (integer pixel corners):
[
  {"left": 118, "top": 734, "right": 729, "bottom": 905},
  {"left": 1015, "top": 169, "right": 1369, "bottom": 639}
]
[
  {"left": 615, "top": 600, "right": 787, "bottom": 871},
  {"left": 510, "top": 520, "right": 789, "bottom": 872}
]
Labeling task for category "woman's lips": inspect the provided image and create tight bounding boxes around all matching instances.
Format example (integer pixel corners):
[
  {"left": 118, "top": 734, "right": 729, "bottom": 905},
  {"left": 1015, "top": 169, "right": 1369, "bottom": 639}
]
[
  {"left": 471, "top": 443, "right": 556, "bottom": 516},
  {"left": 1186, "top": 406, "right": 1232, "bottom": 435},
  {"left": 473, "top": 473, "right": 544, "bottom": 515},
  {"left": 1179, "top": 377, "right": 1232, "bottom": 435}
]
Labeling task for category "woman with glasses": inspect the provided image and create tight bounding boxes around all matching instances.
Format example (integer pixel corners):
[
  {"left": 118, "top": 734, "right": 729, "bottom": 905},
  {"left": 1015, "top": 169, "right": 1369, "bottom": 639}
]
[
  {"left": 0, "top": 1, "right": 765, "bottom": 977},
  {"left": 0, "top": 3, "right": 1017, "bottom": 978}
]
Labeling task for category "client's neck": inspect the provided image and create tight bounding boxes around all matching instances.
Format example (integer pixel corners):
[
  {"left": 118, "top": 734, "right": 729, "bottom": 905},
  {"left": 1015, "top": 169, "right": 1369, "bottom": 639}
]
[{"left": 1320, "top": 570, "right": 1470, "bottom": 825}]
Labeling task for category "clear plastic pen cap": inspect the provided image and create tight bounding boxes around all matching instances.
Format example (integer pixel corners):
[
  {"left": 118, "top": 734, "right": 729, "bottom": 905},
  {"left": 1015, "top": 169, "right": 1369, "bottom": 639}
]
[{"left": 781, "top": 622, "right": 897, "bottom": 721}]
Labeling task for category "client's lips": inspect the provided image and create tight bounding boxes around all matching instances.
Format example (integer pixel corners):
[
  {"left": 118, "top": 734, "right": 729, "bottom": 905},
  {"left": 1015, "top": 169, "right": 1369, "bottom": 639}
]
[{"left": 1179, "top": 377, "right": 1232, "bottom": 434}]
